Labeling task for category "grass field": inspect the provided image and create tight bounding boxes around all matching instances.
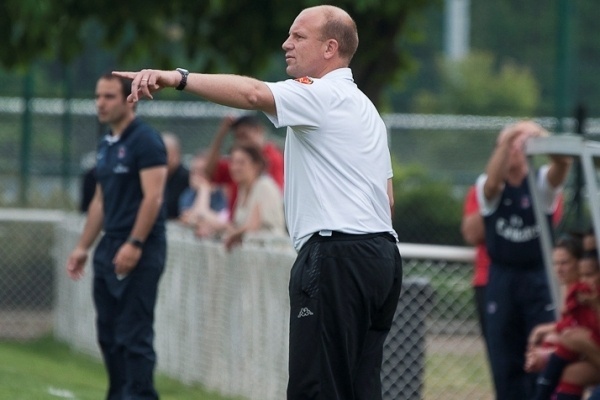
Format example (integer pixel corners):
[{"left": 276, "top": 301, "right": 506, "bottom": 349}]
[
  {"left": 0, "top": 336, "right": 240, "bottom": 400},
  {"left": 0, "top": 334, "right": 494, "bottom": 400},
  {"left": 425, "top": 335, "right": 493, "bottom": 400}
]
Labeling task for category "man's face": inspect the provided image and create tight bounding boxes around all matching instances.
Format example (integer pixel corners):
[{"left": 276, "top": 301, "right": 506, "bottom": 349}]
[
  {"left": 95, "top": 78, "right": 130, "bottom": 125},
  {"left": 282, "top": 9, "right": 327, "bottom": 78}
]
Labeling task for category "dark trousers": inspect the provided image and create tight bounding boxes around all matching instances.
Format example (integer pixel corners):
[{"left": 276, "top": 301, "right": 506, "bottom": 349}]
[
  {"left": 485, "top": 264, "right": 554, "bottom": 400},
  {"left": 474, "top": 285, "right": 491, "bottom": 357},
  {"left": 93, "top": 235, "right": 166, "bottom": 400},
  {"left": 287, "top": 232, "right": 403, "bottom": 400}
]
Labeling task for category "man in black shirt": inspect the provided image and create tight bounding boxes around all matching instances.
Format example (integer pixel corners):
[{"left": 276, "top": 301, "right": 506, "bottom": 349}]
[{"left": 66, "top": 73, "right": 168, "bottom": 400}]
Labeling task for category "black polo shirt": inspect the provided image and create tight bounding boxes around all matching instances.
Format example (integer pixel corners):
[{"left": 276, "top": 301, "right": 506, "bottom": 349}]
[{"left": 95, "top": 118, "right": 167, "bottom": 239}]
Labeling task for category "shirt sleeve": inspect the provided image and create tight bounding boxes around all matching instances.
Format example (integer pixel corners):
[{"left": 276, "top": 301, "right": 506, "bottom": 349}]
[
  {"left": 137, "top": 131, "right": 167, "bottom": 170},
  {"left": 537, "top": 165, "right": 562, "bottom": 214},
  {"left": 264, "top": 79, "right": 329, "bottom": 129},
  {"left": 476, "top": 174, "right": 501, "bottom": 216}
]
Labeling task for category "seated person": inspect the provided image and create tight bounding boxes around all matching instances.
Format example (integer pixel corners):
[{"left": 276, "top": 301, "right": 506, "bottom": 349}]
[
  {"left": 205, "top": 115, "right": 284, "bottom": 214},
  {"left": 179, "top": 152, "right": 229, "bottom": 238},
  {"left": 531, "top": 249, "right": 600, "bottom": 400},
  {"left": 557, "top": 360, "right": 600, "bottom": 400},
  {"left": 553, "top": 230, "right": 600, "bottom": 400},
  {"left": 221, "top": 144, "right": 286, "bottom": 251},
  {"left": 526, "top": 236, "right": 583, "bottom": 372}
]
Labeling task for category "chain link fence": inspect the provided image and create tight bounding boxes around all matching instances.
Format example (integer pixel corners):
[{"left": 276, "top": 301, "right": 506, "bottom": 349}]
[
  {"left": 51, "top": 216, "right": 490, "bottom": 400},
  {"left": 0, "top": 213, "right": 491, "bottom": 399}
]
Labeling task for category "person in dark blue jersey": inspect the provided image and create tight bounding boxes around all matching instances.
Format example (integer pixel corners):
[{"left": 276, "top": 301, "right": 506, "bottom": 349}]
[
  {"left": 66, "top": 73, "right": 168, "bottom": 400},
  {"left": 476, "top": 120, "right": 572, "bottom": 400}
]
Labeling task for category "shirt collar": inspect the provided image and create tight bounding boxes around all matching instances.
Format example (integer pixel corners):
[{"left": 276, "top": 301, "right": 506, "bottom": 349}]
[
  {"left": 320, "top": 68, "right": 354, "bottom": 82},
  {"left": 103, "top": 117, "right": 140, "bottom": 144}
]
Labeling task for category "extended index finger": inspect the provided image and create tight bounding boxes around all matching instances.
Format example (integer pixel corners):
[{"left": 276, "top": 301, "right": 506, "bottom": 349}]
[
  {"left": 112, "top": 71, "right": 137, "bottom": 79},
  {"left": 112, "top": 71, "right": 137, "bottom": 80},
  {"left": 113, "top": 70, "right": 143, "bottom": 102}
]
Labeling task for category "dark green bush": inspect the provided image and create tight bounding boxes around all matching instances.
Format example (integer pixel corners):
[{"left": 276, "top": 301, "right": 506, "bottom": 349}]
[{"left": 392, "top": 163, "right": 463, "bottom": 245}]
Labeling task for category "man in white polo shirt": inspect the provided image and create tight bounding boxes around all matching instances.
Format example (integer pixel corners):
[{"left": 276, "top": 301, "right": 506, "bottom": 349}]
[{"left": 114, "top": 5, "right": 402, "bottom": 400}]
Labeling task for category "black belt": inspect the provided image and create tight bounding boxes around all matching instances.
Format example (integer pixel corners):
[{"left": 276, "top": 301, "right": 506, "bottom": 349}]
[{"left": 308, "top": 231, "right": 396, "bottom": 244}]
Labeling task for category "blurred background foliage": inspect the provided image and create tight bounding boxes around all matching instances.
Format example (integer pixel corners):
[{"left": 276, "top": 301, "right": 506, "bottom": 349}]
[
  {"left": 0, "top": 0, "right": 437, "bottom": 108},
  {"left": 412, "top": 51, "right": 540, "bottom": 116},
  {"left": 392, "top": 162, "right": 463, "bottom": 245},
  {"left": 1, "top": 0, "right": 597, "bottom": 117}
]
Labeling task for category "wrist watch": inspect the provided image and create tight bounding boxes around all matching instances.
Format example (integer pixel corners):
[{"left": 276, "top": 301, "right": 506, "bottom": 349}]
[
  {"left": 126, "top": 236, "right": 144, "bottom": 249},
  {"left": 175, "top": 68, "right": 189, "bottom": 91}
]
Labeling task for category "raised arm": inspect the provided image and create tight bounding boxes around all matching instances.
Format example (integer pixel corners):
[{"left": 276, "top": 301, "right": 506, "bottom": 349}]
[
  {"left": 112, "top": 70, "right": 276, "bottom": 115},
  {"left": 483, "top": 125, "right": 521, "bottom": 201},
  {"left": 205, "top": 116, "right": 235, "bottom": 179}
]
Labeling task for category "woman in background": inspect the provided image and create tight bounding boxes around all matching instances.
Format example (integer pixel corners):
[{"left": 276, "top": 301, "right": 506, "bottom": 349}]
[{"left": 222, "top": 144, "right": 286, "bottom": 251}]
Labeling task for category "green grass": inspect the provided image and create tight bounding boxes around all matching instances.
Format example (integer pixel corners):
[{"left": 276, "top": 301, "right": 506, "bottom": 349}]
[
  {"left": 424, "top": 344, "right": 493, "bottom": 399},
  {"left": 0, "top": 336, "right": 241, "bottom": 400}
]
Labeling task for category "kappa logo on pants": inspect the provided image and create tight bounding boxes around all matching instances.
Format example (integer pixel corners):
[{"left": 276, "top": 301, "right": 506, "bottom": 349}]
[{"left": 297, "top": 307, "right": 314, "bottom": 318}]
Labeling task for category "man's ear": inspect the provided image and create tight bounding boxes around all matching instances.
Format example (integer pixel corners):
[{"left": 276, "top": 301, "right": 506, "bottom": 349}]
[{"left": 324, "top": 39, "right": 339, "bottom": 60}]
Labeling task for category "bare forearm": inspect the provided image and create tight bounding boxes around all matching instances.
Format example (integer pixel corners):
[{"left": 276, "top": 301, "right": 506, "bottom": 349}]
[
  {"left": 387, "top": 178, "right": 394, "bottom": 214},
  {"left": 114, "top": 69, "right": 276, "bottom": 114},
  {"left": 77, "top": 198, "right": 104, "bottom": 250},
  {"left": 205, "top": 129, "right": 228, "bottom": 178},
  {"left": 461, "top": 213, "right": 485, "bottom": 245},
  {"left": 129, "top": 195, "right": 163, "bottom": 241},
  {"left": 185, "top": 74, "right": 275, "bottom": 113},
  {"left": 190, "top": 187, "right": 211, "bottom": 214},
  {"left": 484, "top": 142, "right": 510, "bottom": 199}
]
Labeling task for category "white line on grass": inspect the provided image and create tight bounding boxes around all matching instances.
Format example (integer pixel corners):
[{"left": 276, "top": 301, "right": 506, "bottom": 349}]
[{"left": 47, "top": 386, "right": 77, "bottom": 399}]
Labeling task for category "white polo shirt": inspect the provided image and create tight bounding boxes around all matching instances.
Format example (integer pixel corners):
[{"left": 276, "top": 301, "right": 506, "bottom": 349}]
[{"left": 264, "top": 68, "right": 397, "bottom": 251}]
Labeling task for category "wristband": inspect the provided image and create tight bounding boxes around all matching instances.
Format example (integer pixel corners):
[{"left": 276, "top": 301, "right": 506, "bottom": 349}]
[{"left": 126, "top": 236, "right": 144, "bottom": 249}]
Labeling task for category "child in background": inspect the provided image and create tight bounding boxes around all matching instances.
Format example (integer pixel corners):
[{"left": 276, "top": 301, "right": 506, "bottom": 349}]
[
  {"left": 526, "top": 237, "right": 583, "bottom": 373},
  {"left": 531, "top": 250, "right": 600, "bottom": 400}
]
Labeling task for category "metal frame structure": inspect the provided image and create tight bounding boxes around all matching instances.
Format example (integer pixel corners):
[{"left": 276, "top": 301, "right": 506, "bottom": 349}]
[{"left": 526, "top": 135, "right": 600, "bottom": 318}]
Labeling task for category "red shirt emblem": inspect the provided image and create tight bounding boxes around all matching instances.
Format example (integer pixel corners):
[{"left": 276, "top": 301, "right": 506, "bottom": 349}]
[{"left": 294, "top": 77, "right": 314, "bottom": 85}]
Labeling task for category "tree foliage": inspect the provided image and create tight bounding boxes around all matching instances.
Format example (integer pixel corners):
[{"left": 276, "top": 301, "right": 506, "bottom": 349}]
[
  {"left": 0, "top": 0, "right": 439, "bottom": 108},
  {"left": 412, "top": 51, "right": 540, "bottom": 116},
  {"left": 392, "top": 162, "right": 463, "bottom": 245}
]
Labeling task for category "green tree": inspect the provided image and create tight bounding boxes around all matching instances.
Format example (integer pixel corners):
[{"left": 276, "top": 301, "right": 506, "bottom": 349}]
[
  {"left": 0, "top": 0, "right": 440, "bottom": 108},
  {"left": 412, "top": 51, "right": 540, "bottom": 116}
]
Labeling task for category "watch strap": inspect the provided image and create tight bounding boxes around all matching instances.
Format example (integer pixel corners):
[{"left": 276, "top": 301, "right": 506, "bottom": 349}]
[
  {"left": 126, "top": 236, "right": 144, "bottom": 249},
  {"left": 175, "top": 68, "right": 189, "bottom": 91}
]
